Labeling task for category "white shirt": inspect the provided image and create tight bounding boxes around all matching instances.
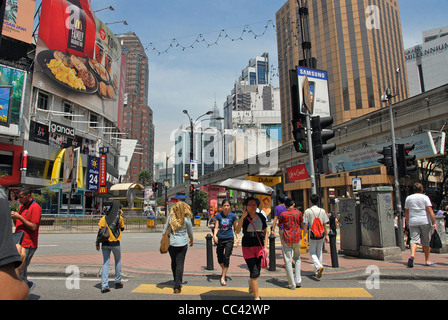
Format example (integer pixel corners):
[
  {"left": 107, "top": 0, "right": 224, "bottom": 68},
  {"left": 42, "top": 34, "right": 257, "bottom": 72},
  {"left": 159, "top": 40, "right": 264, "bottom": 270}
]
[{"left": 405, "top": 193, "right": 432, "bottom": 226}]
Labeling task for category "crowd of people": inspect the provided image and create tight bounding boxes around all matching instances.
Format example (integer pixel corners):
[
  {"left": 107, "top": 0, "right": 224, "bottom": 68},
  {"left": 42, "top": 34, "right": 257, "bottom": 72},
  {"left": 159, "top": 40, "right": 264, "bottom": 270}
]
[{"left": 1, "top": 181, "right": 445, "bottom": 300}]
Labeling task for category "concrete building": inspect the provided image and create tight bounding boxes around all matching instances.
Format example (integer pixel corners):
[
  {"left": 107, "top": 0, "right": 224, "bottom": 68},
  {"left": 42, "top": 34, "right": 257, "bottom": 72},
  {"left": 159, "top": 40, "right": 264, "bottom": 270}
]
[
  {"left": 117, "top": 32, "right": 155, "bottom": 182},
  {"left": 405, "top": 26, "right": 448, "bottom": 96}
]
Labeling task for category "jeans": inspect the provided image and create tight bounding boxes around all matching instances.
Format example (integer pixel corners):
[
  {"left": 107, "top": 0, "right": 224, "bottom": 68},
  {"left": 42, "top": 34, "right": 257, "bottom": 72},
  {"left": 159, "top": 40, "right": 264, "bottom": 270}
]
[
  {"left": 168, "top": 245, "right": 188, "bottom": 290},
  {"left": 101, "top": 244, "right": 121, "bottom": 289},
  {"left": 281, "top": 241, "right": 302, "bottom": 286},
  {"left": 216, "top": 238, "right": 234, "bottom": 268},
  {"left": 20, "top": 247, "right": 37, "bottom": 285},
  {"left": 308, "top": 238, "right": 325, "bottom": 273}
]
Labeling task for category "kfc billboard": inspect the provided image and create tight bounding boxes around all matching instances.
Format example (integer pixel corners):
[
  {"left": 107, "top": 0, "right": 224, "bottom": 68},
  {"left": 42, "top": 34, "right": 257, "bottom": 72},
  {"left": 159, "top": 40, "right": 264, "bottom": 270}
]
[{"left": 32, "top": 0, "right": 125, "bottom": 125}]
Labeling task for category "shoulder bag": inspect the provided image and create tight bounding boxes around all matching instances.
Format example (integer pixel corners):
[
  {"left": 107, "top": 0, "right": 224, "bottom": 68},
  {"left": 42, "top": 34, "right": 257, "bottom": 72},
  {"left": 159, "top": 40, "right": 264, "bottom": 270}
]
[
  {"left": 248, "top": 217, "right": 268, "bottom": 269},
  {"left": 96, "top": 221, "right": 110, "bottom": 244},
  {"left": 160, "top": 225, "right": 171, "bottom": 254}
]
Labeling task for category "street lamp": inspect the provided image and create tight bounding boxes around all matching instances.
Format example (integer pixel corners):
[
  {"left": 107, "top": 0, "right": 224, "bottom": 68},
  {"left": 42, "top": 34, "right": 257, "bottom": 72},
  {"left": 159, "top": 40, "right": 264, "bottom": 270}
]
[
  {"left": 105, "top": 20, "right": 128, "bottom": 26},
  {"left": 94, "top": 6, "right": 114, "bottom": 13},
  {"left": 182, "top": 109, "right": 213, "bottom": 212},
  {"left": 381, "top": 83, "right": 405, "bottom": 252}
]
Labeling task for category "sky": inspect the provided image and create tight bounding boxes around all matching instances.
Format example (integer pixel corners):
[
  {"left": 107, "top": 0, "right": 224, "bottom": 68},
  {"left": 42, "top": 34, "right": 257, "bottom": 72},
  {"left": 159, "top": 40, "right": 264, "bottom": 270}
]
[{"left": 79, "top": 0, "right": 448, "bottom": 166}]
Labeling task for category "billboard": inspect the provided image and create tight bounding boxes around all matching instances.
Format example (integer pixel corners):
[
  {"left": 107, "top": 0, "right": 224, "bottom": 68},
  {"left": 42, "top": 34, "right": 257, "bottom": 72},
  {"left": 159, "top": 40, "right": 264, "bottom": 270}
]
[
  {"left": 297, "top": 67, "right": 331, "bottom": 118},
  {"left": 0, "top": 64, "right": 26, "bottom": 136},
  {"left": 32, "top": 0, "right": 125, "bottom": 125},
  {"left": 2, "top": 0, "right": 36, "bottom": 43}
]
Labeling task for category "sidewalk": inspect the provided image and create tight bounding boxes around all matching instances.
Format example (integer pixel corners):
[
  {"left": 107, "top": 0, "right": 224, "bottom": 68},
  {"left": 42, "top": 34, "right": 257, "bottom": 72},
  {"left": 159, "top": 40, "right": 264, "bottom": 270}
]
[{"left": 29, "top": 224, "right": 448, "bottom": 281}]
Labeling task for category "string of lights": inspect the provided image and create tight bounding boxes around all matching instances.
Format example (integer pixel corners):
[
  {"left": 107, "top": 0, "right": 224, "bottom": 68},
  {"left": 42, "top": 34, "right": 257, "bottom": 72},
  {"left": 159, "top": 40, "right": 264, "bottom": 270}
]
[{"left": 145, "top": 20, "right": 276, "bottom": 56}]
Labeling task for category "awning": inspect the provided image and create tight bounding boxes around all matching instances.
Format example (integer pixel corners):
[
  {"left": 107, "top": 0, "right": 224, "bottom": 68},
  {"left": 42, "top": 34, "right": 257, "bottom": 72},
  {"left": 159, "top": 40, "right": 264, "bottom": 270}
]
[{"left": 110, "top": 183, "right": 144, "bottom": 191}]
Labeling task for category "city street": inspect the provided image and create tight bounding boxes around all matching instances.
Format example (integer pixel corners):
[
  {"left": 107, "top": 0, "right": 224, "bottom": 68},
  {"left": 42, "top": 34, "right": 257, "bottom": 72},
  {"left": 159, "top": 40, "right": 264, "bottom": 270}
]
[{"left": 27, "top": 230, "right": 448, "bottom": 303}]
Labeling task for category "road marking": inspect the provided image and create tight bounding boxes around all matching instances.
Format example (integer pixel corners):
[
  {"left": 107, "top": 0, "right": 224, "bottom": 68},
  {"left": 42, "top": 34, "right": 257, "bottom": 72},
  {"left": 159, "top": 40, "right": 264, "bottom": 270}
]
[{"left": 132, "top": 284, "right": 372, "bottom": 298}]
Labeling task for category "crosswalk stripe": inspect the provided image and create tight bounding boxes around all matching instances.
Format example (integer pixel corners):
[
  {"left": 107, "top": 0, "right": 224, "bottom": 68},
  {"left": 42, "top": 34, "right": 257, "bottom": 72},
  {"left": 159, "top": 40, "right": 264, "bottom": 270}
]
[{"left": 132, "top": 284, "right": 372, "bottom": 298}]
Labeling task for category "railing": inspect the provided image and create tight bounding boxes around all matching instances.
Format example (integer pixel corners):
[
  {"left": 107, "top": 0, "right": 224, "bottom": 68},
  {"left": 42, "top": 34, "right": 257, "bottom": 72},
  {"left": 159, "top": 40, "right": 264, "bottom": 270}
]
[{"left": 38, "top": 214, "right": 166, "bottom": 233}]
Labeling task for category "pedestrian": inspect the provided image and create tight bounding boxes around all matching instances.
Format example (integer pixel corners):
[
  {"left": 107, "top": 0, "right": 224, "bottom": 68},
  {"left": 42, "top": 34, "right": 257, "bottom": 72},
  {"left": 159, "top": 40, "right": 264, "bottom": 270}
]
[
  {"left": 271, "top": 194, "right": 288, "bottom": 267},
  {"left": 163, "top": 201, "right": 194, "bottom": 294},
  {"left": 235, "top": 196, "right": 268, "bottom": 300},
  {"left": 96, "top": 201, "right": 125, "bottom": 293},
  {"left": 405, "top": 182, "right": 437, "bottom": 267},
  {"left": 10, "top": 186, "right": 42, "bottom": 291},
  {"left": 278, "top": 197, "right": 303, "bottom": 289},
  {"left": 0, "top": 185, "right": 29, "bottom": 300},
  {"left": 303, "top": 194, "right": 329, "bottom": 279},
  {"left": 213, "top": 199, "right": 239, "bottom": 286}
]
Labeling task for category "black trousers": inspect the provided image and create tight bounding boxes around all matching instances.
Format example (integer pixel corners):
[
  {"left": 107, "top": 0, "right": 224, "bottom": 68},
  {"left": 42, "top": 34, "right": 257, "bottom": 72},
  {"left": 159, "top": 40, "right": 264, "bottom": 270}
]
[
  {"left": 168, "top": 244, "right": 188, "bottom": 290},
  {"left": 216, "top": 238, "right": 234, "bottom": 268}
]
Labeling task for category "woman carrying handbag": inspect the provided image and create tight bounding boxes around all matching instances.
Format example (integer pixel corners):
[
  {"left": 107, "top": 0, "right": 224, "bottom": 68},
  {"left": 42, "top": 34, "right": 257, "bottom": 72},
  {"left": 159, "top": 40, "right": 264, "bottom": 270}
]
[
  {"left": 162, "top": 201, "right": 194, "bottom": 294},
  {"left": 235, "top": 196, "right": 268, "bottom": 300}
]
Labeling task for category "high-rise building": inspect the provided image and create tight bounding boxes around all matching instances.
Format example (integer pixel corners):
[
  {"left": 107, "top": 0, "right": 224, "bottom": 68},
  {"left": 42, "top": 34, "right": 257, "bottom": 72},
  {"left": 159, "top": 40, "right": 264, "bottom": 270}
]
[
  {"left": 117, "top": 32, "right": 155, "bottom": 182},
  {"left": 276, "top": 0, "right": 409, "bottom": 144},
  {"left": 405, "top": 25, "right": 448, "bottom": 96}
]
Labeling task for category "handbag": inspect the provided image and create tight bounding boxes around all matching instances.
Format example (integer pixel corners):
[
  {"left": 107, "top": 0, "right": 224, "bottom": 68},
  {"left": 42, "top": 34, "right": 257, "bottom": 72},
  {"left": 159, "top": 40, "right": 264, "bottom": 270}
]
[
  {"left": 96, "top": 224, "right": 110, "bottom": 244},
  {"left": 430, "top": 229, "right": 443, "bottom": 249},
  {"left": 160, "top": 226, "right": 171, "bottom": 254},
  {"left": 248, "top": 217, "right": 268, "bottom": 269}
]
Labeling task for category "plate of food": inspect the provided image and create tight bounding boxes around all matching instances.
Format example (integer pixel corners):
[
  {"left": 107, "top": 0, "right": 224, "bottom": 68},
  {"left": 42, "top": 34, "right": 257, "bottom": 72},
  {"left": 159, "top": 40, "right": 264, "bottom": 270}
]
[
  {"left": 36, "top": 50, "right": 98, "bottom": 94},
  {"left": 88, "top": 58, "right": 111, "bottom": 84}
]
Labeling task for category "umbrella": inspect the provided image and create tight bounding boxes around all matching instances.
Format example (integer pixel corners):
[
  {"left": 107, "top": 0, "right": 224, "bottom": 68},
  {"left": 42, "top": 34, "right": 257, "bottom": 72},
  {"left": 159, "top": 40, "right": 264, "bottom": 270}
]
[{"left": 213, "top": 178, "right": 274, "bottom": 195}]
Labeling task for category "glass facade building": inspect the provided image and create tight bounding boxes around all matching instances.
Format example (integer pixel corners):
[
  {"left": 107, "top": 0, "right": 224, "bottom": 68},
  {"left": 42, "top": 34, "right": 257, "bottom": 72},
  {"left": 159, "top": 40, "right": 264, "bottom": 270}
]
[{"left": 276, "top": 0, "right": 409, "bottom": 144}]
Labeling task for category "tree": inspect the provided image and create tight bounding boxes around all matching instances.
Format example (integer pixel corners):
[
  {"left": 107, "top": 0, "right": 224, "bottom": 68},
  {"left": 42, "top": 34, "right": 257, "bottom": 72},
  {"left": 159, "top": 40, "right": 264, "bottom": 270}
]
[{"left": 138, "top": 170, "right": 152, "bottom": 186}]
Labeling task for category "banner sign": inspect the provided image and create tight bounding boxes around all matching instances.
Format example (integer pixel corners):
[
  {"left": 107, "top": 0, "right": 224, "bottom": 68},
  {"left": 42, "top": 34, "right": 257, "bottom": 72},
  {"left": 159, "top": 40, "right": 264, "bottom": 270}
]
[
  {"left": 286, "top": 164, "right": 310, "bottom": 182},
  {"left": 87, "top": 155, "right": 100, "bottom": 191},
  {"left": 98, "top": 153, "right": 107, "bottom": 193}
]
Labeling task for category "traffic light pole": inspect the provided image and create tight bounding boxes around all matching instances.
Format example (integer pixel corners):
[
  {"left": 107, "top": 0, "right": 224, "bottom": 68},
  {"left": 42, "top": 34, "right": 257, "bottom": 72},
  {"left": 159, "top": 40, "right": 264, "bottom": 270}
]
[
  {"left": 305, "top": 112, "right": 317, "bottom": 195},
  {"left": 386, "top": 95, "right": 405, "bottom": 251}
]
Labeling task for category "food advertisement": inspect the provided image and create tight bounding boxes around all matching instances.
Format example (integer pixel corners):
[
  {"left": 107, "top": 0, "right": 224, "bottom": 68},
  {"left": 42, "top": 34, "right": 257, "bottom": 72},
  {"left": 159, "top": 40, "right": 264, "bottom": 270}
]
[
  {"left": 2, "top": 0, "right": 36, "bottom": 43},
  {"left": 32, "top": 0, "right": 125, "bottom": 125}
]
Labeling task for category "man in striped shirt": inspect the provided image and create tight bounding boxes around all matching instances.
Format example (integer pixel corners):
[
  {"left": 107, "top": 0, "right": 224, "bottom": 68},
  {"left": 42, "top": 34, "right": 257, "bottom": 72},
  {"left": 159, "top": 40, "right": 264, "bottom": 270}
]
[{"left": 278, "top": 197, "right": 303, "bottom": 289}]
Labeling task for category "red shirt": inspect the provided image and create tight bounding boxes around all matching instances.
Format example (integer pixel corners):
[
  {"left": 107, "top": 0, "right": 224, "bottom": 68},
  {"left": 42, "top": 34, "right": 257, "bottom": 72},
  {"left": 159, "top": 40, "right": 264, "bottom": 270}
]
[
  {"left": 15, "top": 199, "right": 42, "bottom": 249},
  {"left": 278, "top": 207, "right": 303, "bottom": 245}
]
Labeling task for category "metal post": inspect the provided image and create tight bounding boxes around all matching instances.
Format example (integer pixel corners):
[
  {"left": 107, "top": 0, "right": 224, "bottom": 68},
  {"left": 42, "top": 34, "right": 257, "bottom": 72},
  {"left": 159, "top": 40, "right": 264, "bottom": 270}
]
[
  {"left": 388, "top": 97, "right": 405, "bottom": 251},
  {"left": 306, "top": 113, "right": 317, "bottom": 195},
  {"left": 329, "top": 230, "right": 339, "bottom": 267},
  {"left": 205, "top": 233, "right": 214, "bottom": 270},
  {"left": 268, "top": 233, "right": 276, "bottom": 271}
]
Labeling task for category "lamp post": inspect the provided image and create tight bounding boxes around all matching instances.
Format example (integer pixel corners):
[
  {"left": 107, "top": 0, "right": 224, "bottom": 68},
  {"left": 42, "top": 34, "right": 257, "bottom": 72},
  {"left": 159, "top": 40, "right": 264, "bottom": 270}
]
[
  {"left": 182, "top": 109, "right": 213, "bottom": 212},
  {"left": 164, "top": 154, "right": 173, "bottom": 216},
  {"left": 381, "top": 85, "right": 404, "bottom": 251},
  {"left": 105, "top": 20, "right": 128, "bottom": 26}
]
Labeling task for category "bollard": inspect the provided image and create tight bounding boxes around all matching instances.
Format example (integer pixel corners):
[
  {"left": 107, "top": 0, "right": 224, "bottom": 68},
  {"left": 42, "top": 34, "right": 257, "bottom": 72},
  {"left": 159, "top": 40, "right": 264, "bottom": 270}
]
[
  {"left": 268, "top": 233, "right": 276, "bottom": 271},
  {"left": 205, "top": 233, "right": 214, "bottom": 270},
  {"left": 328, "top": 230, "right": 339, "bottom": 268}
]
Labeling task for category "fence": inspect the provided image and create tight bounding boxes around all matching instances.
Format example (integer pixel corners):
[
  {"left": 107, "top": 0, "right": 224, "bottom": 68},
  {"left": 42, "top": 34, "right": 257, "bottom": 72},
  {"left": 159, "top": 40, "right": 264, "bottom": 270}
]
[{"left": 39, "top": 214, "right": 166, "bottom": 233}]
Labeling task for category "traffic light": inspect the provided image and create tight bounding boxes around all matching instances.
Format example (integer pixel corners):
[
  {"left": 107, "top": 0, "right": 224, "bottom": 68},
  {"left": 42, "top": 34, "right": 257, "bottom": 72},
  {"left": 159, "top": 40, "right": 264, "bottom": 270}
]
[
  {"left": 152, "top": 182, "right": 158, "bottom": 193},
  {"left": 377, "top": 145, "right": 394, "bottom": 175},
  {"left": 189, "top": 185, "right": 195, "bottom": 199},
  {"left": 311, "top": 116, "right": 336, "bottom": 159},
  {"left": 291, "top": 117, "right": 308, "bottom": 153},
  {"left": 397, "top": 143, "right": 417, "bottom": 178}
]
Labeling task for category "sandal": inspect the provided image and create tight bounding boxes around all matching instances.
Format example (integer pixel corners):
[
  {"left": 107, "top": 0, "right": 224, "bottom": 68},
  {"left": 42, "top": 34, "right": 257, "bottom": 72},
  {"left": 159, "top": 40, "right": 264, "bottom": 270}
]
[
  {"left": 220, "top": 278, "right": 227, "bottom": 286},
  {"left": 407, "top": 257, "right": 414, "bottom": 268}
]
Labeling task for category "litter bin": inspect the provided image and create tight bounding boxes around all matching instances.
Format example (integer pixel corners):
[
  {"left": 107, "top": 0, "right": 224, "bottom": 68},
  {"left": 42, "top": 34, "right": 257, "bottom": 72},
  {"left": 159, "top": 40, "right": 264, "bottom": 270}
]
[
  {"left": 146, "top": 214, "right": 155, "bottom": 228},
  {"left": 194, "top": 215, "right": 201, "bottom": 227}
]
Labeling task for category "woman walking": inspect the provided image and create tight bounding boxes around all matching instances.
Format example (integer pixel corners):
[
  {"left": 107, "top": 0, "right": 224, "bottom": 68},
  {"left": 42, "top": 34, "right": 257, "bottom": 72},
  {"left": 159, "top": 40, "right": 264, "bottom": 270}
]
[
  {"left": 163, "top": 201, "right": 194, "bottom": 294},
  {"left": 96, "top": 201, "right": 125, "bottom": 293},
  {"left": 213, "top": 199, "right": 239, "bottom": 286},
  {"left": 235, "top": 196, "right": 268, "bottom": 300}
]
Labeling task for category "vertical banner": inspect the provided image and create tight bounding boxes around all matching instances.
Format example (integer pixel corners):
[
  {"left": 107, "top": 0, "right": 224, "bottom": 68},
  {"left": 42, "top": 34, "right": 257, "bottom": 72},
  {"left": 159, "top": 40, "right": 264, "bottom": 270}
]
[
  {"left": 63, "top": 146, "right": 74, "bottom": 193},
  {"left": 87, "top": 155, "right": 99, "bottom": 191},
  {"left": 98, "top": 153, "right": 107, "bottom": 193}
]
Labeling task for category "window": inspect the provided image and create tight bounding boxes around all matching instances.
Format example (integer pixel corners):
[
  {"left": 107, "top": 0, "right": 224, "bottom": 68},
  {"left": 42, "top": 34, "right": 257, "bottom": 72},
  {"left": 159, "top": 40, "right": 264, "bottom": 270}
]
[
  {"left": 63, "top": 101, "right": 74, "bottom": 121},
  {"left": 37, "top": 92, "right": 49, "bottom": 110},
  {"left": 89, "top": 113, "right": 98, "bottom": 128}
]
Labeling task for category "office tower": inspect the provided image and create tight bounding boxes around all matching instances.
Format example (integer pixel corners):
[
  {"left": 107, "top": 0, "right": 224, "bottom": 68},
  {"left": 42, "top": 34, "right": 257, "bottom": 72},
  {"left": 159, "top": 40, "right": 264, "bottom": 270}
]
[
  {"left": 276, "top": 0, "right": 409, "bottom": 144},
  {"left": 117, "top": 32, "right": 155, "bottom": 182},
  {"left": 406, "top": 25, "right": 448, "bottom": 96}
]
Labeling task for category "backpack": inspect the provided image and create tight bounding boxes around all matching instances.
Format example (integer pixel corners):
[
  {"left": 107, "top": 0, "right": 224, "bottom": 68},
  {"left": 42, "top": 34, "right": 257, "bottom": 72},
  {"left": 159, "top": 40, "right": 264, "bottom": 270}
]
[{"left": 310, "top": 208, "right": 325, "bottom": 240}]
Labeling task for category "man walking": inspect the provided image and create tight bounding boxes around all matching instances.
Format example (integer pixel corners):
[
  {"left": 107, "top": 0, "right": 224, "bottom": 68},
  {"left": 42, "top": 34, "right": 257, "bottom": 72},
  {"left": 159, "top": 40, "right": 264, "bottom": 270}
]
[
  {"left": 278, "top": 197, "right": 303, "bottom": 289},
  {"left": 303, "top": 194, "right": 329, "bottom": 279},
  {"left": 405, "top": 182, "right": 437, "bottom": 267},
  {"left": 11, "top": 186, "right": 42, "bottom": 290}
]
